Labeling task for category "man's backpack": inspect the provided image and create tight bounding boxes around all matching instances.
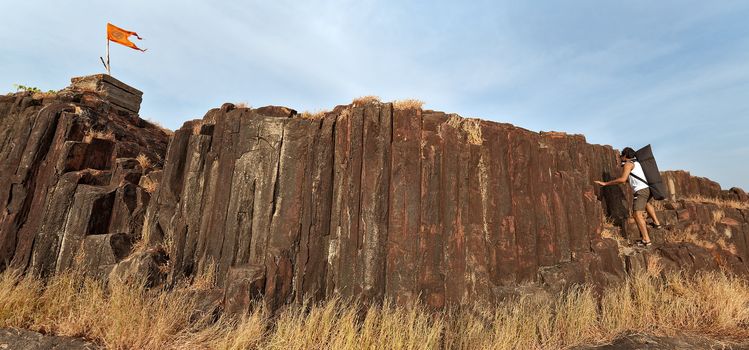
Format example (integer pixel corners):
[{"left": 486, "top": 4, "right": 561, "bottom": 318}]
[{"left": 630, "top": 144, "right": 667, "bottom": 200}]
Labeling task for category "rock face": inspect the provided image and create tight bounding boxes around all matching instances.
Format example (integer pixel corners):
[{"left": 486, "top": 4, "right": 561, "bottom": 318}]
[
  {"left": 70, "top": 74, "right": 143, "bottom": 114},
  {"left": 144, "top": 101, "right": 749, "bottom": 311},
  {"left": 663, "top": 170, "right": 749, "bottom": 202},
  {"left": 144, "top": 101, "right": 645, "bottom": 310},
  {"left": 0, "top": 75, "right": 169, "bottom": 278},
  {"left": 2, "top": 77, "right": 748, "bottom": 313}
]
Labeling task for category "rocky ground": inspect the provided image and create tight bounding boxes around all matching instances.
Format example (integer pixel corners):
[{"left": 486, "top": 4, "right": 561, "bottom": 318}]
[
  {"left": 576, "top": 332, "right": 749, "bottom": 350},
  {"left": 1, "top": 328, "right": 747, "bottom": 349},
  {"left": 0, "top": 328, "right": 98, "bottom": 350}
]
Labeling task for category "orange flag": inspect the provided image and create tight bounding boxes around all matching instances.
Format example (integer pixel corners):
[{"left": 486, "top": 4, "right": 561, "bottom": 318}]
[{"left": 107, "top": 23, "right": 146, "bottom": 52}]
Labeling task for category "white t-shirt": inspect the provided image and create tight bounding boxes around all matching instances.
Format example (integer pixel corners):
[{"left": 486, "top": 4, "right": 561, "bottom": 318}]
[{"left": 628, "top": 161, "right": 649, "bottom": 192}]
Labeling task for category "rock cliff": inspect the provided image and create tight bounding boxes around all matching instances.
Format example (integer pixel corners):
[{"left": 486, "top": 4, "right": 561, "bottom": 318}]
[
  {"left": 0, "top": 75, "right": 170, "bottom": 279},
  {"left": 1, "top": 76, "right": 748, "bottom": 313},
  {"left": 143, "top": 99, "right": 749, "bottom": 312},
  {"left": 144, "top": 102, "right": 630, "bottom": 310}
]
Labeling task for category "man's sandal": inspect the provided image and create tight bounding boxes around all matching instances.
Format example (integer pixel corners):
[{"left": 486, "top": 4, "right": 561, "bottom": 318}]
[
  {"left": 649, "top": 223, "right": 663, "bottom": 229},
  {"left": 635, "top": 240, "right": 652, "bottom": 247}
]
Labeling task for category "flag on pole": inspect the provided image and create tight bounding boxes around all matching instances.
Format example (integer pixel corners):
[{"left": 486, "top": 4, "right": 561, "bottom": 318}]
[{"left": 107, "top": 23, "right": 146, "bottom": 52}]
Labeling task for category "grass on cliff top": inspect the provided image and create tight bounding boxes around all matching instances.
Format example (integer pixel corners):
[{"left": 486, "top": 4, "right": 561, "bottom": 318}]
[
  {"left": 1, "top": 267, "right": 748, "bottom": 350},
  {"left": 683, "top": 195, "right": 749, "bottom": 210},
  {"left": 352, "top": 95, "right": 381, "bottom": 106}
]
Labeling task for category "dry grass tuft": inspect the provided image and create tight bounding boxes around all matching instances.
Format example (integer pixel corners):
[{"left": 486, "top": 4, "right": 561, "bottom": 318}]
[
  {"left": 600, "top": 217, "right": 627, "bottom": 248},
  {"left": 662, "top": 226, "right": 739, "bottom": 257},
  {"left": 712, "top": 209, "right": 726, "bottom": 224},
  {"left": 352, "top": 95, "right": 381, "bottom": 106},
  {"left": 139, "top": 176, "right": 159, "bottom": 194},
  {"left": 144, "top": 118, "right": 174, "bottom": 136},
  {"left": 130, "top": 237, "right": 148, "bottom": 254},
  {"left": 462, "top": 119, "right": 483, "bottom": 145},
  {"left": 191, "top": 120, "right": 204, "bottom": 135},
  {"left": 142, "top": 181, "right": 158, "bottom": 194},
  {"left": 235, "top": 102, "right": 250, "bottom": 109},
  {"left": 32, "top": 91, "right": 59, "bottom": 99},
  {"left": 602, "top": 216, "right": 616, "bottom": 228},
  {"left": 685, "top": 195, "right": 749, "bottom": 210},
  {"left": 1, "top": 270, "right": 749, "bottom": 349},
  {"left": 191, "top": 259, "right": 218, "bottom": 291},
  {"left": 645, "top": 255, "right": 664, "bottom": 277},
  {"left": 298, "top": 110, "right": 329, "bottom": 120},
  {"left": 717, "top": 238, "right": 739, "bottom": 255},
  {"left": 651, "top": 200, "right": 666, "bottom": 211},
  {"left": 204, "top": 113, "right": 218, "bottom": 125},
  {"left": 83, "top": 129, "right": 115, "bottom": 143},
  {"left": 136, "top": 153, "right": 151, "bottom": 170},
  {"left": 393, "top": 99, "right": 424, "bottom": 110},
  {"left": 663, "top": 229, "right": 713, "bottom": 250}
]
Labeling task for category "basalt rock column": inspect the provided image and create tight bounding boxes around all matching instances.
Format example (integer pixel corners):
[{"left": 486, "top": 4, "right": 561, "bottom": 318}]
[
  {"left": 146, "top": 100, "right": 629, "bottom": 311},
  {"left": 4, "top": 76, "right": 747, "bottom": 312},
  {"left": 0, "top": 75, "right": 170, "bottom": 278}
]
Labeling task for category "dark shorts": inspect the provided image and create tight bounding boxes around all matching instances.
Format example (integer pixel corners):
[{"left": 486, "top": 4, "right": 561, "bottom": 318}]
[{"left": 633, "top": 188, "right": 651, "bottom": 211}]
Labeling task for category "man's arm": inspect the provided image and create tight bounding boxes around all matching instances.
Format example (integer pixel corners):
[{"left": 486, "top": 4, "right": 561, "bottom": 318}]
[{"left": 595, "top": 163, "right": 633, "bottom": 186}]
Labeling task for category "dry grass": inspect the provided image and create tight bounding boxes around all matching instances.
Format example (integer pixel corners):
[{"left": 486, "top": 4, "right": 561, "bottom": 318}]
[
  {"left": 684, "top": 195, "right": 749, "bottom": 210},
  {"left": 600, "top": 217, "right": 616, "bottom": 239},
  {"left": 0, "top": 269, "right": 220, "bottom": 349},
  {"left": 352, "top": 95, "right": 381, "bottom": 106},
  {"left": 663, "top": 228, "right": 714, "bottom": 250},
  {"left": 141, "top": 180, "right": 158, "bottom": 194},
  {"left": 235, "top": 102, "right": 250, "bottom": 108},
  {"left": 600, "top": 216, "right": 627, "bottom": 248},
  {"left": 129, "top": 237, "right": 148, "bottom": 254},
  {"left": 651, "top": 200, "right": 666, "bottom": 211},
  {"left": 144, "top": 118, "right": 175, "bottom": 136},
  {"left": 601, "top": 216, "right": 616, "bottom": 228},
  {"left": 139, "top": 174, "right": 159, "bottom": 194},
  {"left": 191, "top": 259, "right": 218, "bottom": 291},
  {"left": 298, "top": 110, "right": 329, "bottom": 120},
  {"left": 136, "top": 153, "right": 151, "bottom": 170},
  {"left": 191, "top": 120, "right": 204, "bottom": 135},
  {"left": 1, "top": 270, "right": 748, "bottom": 349},
  {"left": 717, "top": 238, "right": 739, "bottom": 255},
  {"left": 463, "top": 119, "right": 483, "bottom": 145},
  {"left": 393, "top": 99, "right": 424, "bottom": 110},
  {"left": 83, "top": 129, "right": 115, "bottom": 143},
  {"left": 662, "top": 225, "right": 739, "bottom": 256},
  {"left": 32, "top": 91, "right": 59, "bottom": 99}
]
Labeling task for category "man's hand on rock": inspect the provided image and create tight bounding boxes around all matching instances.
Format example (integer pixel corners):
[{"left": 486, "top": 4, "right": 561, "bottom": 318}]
[{"left": 594, "top": 180, "right": 606, "bottom": 186}]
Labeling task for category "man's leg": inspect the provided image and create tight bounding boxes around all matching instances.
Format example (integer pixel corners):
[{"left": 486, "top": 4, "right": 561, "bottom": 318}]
[
  {"left": 634, "top": 210, "right": 651, "bottom": 243},
  {"left": 645, "top": 202, "right": 661, "bottom": 227}
]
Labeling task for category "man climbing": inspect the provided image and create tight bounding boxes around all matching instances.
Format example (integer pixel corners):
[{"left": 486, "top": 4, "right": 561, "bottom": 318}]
[{"left": 595, "top": 147, "right": 662, "bottom": 247}]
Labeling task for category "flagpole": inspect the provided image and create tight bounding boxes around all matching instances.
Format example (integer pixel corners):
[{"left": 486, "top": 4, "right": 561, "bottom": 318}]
[{"left": 106, "top": 38, "right": 111, "bottom": 75}]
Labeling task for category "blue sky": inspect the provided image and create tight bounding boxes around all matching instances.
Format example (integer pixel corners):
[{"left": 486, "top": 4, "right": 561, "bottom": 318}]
[{"left": 2, "top": 1, "right": 748, "bottom": 190}]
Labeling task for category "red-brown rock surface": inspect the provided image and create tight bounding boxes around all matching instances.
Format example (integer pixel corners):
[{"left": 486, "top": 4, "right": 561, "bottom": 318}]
[
  {"left": 142, "top": 101, "right": 672, "bottom": 311},
  {"left": 663, "top": 170, "right": 749, "bottom": 202},
  {"left": 3, "top": 78, "right": 748, "bottom": 314},
  {"left": 0, "top": 75, "right": 170, "bottom": 278}
]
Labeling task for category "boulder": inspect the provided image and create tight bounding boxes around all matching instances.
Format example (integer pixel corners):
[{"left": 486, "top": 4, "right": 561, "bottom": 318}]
[{"left": 108, "top": 248, "right": 168, "bottom": 288}]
